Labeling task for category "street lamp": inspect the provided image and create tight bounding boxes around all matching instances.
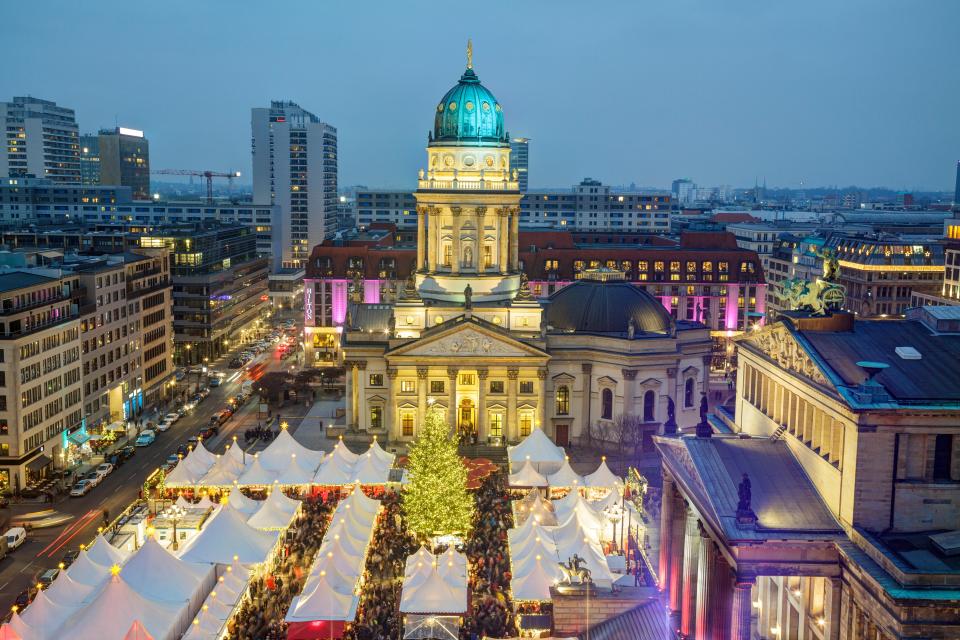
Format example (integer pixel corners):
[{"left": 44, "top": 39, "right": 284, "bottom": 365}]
[{"left": 166, "top": 504, "right": 187, "bottom": 551}]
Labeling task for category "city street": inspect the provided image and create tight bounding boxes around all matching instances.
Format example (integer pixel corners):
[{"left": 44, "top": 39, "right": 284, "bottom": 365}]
[{"left": 0, "top": 330, "right": 306, "bottom": 610}]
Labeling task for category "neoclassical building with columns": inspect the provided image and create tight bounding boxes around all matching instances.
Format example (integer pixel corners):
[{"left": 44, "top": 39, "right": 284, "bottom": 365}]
[
  {"left": 656, "top": 306, "right": 960, "bottom": 640},
  {"left": 333, "top": 55, "right": 712, "bottom": 448}
]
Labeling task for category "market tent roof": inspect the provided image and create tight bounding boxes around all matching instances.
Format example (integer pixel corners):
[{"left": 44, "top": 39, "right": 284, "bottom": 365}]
[
  {"left": 195, "top": 495, "right": 217, "bottom": 510},
  {"left": 87, "top": 534, "right": 130, "bottom": 568},
  {"left": 190, "top": 442, "right": 219, "bottom": 468},
  {"left": 4, "top": 614, "right": 32, "bottom": 640},
  {"left": 286, "top": 571, "right": 359, "bottom": 622},
  {"left": 515, "top": 490, "right": 558, "bottom": 527},
  {"left": 123, "top": 620, "right": 155, "bottom": 640},
  {"left": 551, "top": 513, "right": 595, "bottom": 552},
  {"left": 399, "top": 566, "right": 467, "bottom": 614},
  {"left": 435, "top": 549, "right": 468, "bottom": 580},
  {"left": 227, "top": 488, "right": 261, "bottom": 517},
  {"left": 175, "top": 495, "right": 192, "bottom": 509},
  {"left": 58, "top": 573, "right": 185, "bottom": 640},
  {"left": 121, "top": 537, "right": 213, "bottom": 605},
  {"left": 554, "top": 495, "right": 608, "bottom": 542},
  {"left": 199, "top": 454, "right": 246, "bottom": 487},
  {"left": 225, "top": 442, "right": 252, "bottom": 467},
  {"left": 66, "top": 550, "right": 110, "bottom": 586},
  {"left": 273, "top": 455, "right": 317, "bottom": 486},
  {"left": 237, "top": 456, "right": 278, "bottom": 486},
  {"left": 258, "top": 429, "right": 324, "bottom": 473},
  {"left": 247, "top": 489, "right": 301, "bottom": 530},
  {"left": 44, "top": 567, "right": 96, "bottom": 606},
  {"left": 510, "top": 555, "right": 565, "bottom": 602},
  {"left": 330, "top": 438, "right": 360, "bottom": 465},
  {"left": 559, "top": 538, "right": 614, "bottom": 585},
  {"left": 512, "top": 536, "right": 559, "bottom": 570},
  {"left": 508, "top": 460, "right": 548, "bottom": 488},
  {"left": 368, "top": 438, "right": 395, "bottom": 467},
  {"left": 584, "top": 458, "right": 623, "bottom": 489},
  {"left": 404, "top": 546, "right": 434, "bottom": 577},
  {"left": 342, "top": 483, "right": 381, "bottom": 517},
  {"left": 181, "top": 605, "right": 223, "bottom": 640},
  {"left": 164, "top": 452, "right": 211, "bottom": 487},
  {"left": 507, "top": 429, "right": 565, "bottom": 473},
  {"left": 590, "top": 487, "right": 623, "bottom": 512},
  {"left": 0, "top": 624, "right": 21, "bottom": 640},
  {"left": 312, "top": 455, "right": 354, "bottom": 485},
  {"left": 20, "top": 588, "right": 77, "bottom": 637},
  {"left": 350, "top": 452, "right": 392, "bottom": 485},
  {"left": 177, "top": 504, "right": 280, "bottom": 565},
  {"left": 546, "top": 458, "right": 584, "bottom": 489}
]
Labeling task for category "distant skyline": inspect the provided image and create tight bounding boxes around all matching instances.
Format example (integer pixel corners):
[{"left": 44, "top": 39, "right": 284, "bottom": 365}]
[{"left": 5, "top": 0, "right": 959, "bottom": 191}]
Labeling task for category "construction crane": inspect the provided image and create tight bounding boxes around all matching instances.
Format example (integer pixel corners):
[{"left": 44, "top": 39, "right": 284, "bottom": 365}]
[{"left": 151, "top": 169, "right": 242, "bottom": 204}]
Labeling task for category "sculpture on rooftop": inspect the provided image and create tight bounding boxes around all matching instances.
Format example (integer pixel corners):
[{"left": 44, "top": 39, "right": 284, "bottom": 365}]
[
  {"left": 559, "top": 554, "right": 593, "bottom": 586},
  {"left": 463, "top": 283, "right": 473, "bottom": 310},
  {"left": 736, "top": 472, "right": 757, "bottom": 525}
]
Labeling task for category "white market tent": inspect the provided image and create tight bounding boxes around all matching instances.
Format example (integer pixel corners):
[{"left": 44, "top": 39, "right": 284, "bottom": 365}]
[
  {"left": 123, "top": 620, "right": 155, "bottom": 640},
  {"left": 237, "top": 456, "right": 278, "bottom": 486},
  {"left": 164, "top": 450, "right": 213, "bottom": 487},
  {"left": 121, "top": 537, "right": 215, "bottom": 609},
  {"left": 44, "top": 567, "right": 95, "bottom": 606},
  {"left": 66, "top": 549, "right": 110, "bottom": 586},
  {"left": 553, "top": 495, "right": 608, "bottom": 543},
  {"left": 20, "top": 589, "right": 77, "bottom": 637},
  {"left": 181, "top": 605, "right": 224, "bottom": 640},
  {"left": 0, "top": 625, "right": 21, "bottom": 640},
  {"left": 368, "top": 437, "right": 395, "bottom": 467},
  {"left": 273, "top": 455, "right": 317, "bottom": 486},
  {"left": 194, "top": 495, "right": 217, "bottom": 510},
  {"left": 312, "top": 455, "right": 354, "bottom": 485},
  {"left": 199, "top": 454, "right": 246, "bottom": 487},
  {"left": 507, "top": 429, "right": 566, "bottom": 475},
  {"left": 349, "top": 452, "right": 392, "bottom": 485},
  {"left": 546, "top": 457, "right": 584, "bottom": 489},
  {"left": 330, "top": 438, "right": 360, "bottom": 465},
  {"left": 584, "top": 458, "right": 623, "bottom": 490},
  {"left": 400, "top": 565, "right": 467, "bottom": 614},
  {"left": 227, "top": 488, "right": 261, "bottom": 517},
  {"left": 286, "top": 571, "right": 359, "bottom": 623},
  {"left": 190, "top": 442, "right": 219, "bottom": 468},
  {"left": 177, "top": 504, "right": 280, "bottom": 565},
  {"left": 510, "top": 554, "right": 565, "bottom": 602},
  {"left": 225, "top": 442, "right": 252, "bottom": 467},
  {"left": 514, "top": 489, "right": 558, "bottom": 527},
  {"left": 246, "top": 489, "right": 301, "bottom": 530},
  {"left": 87, "top": 534, "right": 131, "bottom": 568},
  {"left": 508, "top": 459, "right": 548, "bottom": 488},
  {"left": 258, "top": 429, "right": 325, "bottom": 472},
  {"left": 174, "top": 495, "right": 192, "bottom": 509},
  {"left": 4, "top": 614, "right": 33, "bottom": 640},
  {"left": 57, "top": 573, "right": 186, "bottom": 640}
]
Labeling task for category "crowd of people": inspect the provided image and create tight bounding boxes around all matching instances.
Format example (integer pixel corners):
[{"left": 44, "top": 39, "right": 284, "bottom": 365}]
[
  {"left": 224, "top": 492, "right": 338, "bottom": 640},
  {"left": 342, "top": 490, "right": 417, "bottom": 640},
  {"left": 460, "top": 473, "right": 518, "bottom": 640}
]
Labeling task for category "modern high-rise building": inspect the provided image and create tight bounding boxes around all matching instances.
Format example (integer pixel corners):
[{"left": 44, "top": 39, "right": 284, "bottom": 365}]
[
  {"left": 953, "top": 160, "right": 960, "bottom": 211},
  {"left": 0, "top": 97, "right": 80, "bottom": 183},
  {"left": 251, "top": 101, "right": 338, "bottom": 269},
  {"left": 84, "top": 127, "right": 151, "bottom": 199},
  {"left": 671, "top": 178, "right": 696, "bottom": 205},
  {"left": 510, "top": 137, "right": 529, "bottom": 192}
]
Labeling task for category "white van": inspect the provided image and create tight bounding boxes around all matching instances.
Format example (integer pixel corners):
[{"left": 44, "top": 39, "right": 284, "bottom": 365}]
[
  {"left": 4, "top": 527, "right": 26, "bottom": 550},
  {"left": 241, "top": 381, "right": 254, "bottom": 396}
]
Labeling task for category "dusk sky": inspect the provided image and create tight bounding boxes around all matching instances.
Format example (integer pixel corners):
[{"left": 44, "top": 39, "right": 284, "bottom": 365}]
[{"left": 6, "top": 0, "right": 959, "bottom": 191}]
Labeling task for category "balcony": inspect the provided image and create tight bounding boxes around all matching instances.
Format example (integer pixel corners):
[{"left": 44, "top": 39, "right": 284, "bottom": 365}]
[
  {"left": 127, "top": 278, "right": 171, "bottom": 300},
  {"left": 417, "top": 178, "right": 520, "bottom": 192}
]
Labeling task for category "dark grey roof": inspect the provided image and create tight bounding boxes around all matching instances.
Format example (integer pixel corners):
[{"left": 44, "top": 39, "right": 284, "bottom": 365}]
[
  {"left": 671, "top": 437, "right": 843, "bottom": 541},
  {"left": 545, "top": 280, "right": 673, "bottom": 335},
  {"left": 585, "top": 599, "right": 670, "bottom": 640},
  {"left": 800, "top": 319, "right": 960, "bottom": 404},
  {"left": 0, "top": 271, "right": 59, "bottom": 294},
  {"left": 346, "top": 303, "right": 393, "bottom": 333}
]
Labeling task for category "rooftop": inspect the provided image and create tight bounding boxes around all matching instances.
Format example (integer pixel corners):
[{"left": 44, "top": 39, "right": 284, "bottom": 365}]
[{"left": 0, "top": 271, "right": 59, "bottom": 294}]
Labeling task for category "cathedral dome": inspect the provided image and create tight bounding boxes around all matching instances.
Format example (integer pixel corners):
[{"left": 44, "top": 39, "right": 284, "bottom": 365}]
[
  {"left": 433, "top": 67, "right": 506, "bottom": 145},
  {"left": 545, "top": 278, "right": 674, "bottom": 336}
]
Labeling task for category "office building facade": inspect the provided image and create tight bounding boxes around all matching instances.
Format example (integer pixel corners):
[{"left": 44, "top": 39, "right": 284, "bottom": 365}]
[
  {"left": 81, "top": 127, "right": 151, "bottom": 199},
  {"left": 0, "top": 97, "right": 80, "bottom": 184},
  {"left": 509, "top": 137, "right": 529, "bottom": 192},
  {"left": 251, "top": 101, "right": 338, "bottom": 269}
]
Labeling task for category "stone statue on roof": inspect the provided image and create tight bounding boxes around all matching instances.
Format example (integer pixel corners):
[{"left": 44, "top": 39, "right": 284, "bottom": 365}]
[
  {"left": 736, "top": 473, "right": 757, "bottom": 525},
  {"left": 463, "top": 283, "right": 473, "bottom": 310}
]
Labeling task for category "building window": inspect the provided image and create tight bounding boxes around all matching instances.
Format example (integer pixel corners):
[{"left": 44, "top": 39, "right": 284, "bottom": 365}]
[
  {"left": 483, "top": 245, "right": 493, "bottom": 268},
  {"left": 369, "top": 374, "right": 383, "bottom": 387},
  {"left": 644, "top": 390, "right": 656, "bottom": 422},
  {"left": 443, "top": 244, "right": 452, "bottom": 266},
  {"left": 490, "top": 380, "right": 504, "bottom": 394},
  {"left": 519, "top": 414, "right": 532, "bottom": 437},
  {"left": 601, "top": 388, "right": 613, "bottom": 420},
  {"left": 459, "top": 373, "right": 475, "bottom": 386},
  {"left": 519, "top": 381, "right": 533, "bottom": 394},
  {"left": 490, "top": 413, "right": 503, "bottom": 437},
  {"left": 934, "top": 434, "right": 954, "bottom": 481},
  {"left": 430, "top": 380, "right": 445, "bottom": 394},
  {"left": 401, "top": 413, "right": 414, "bottom": 437},
  {"left": 684, "top": 378, "right": 695, "bottom": 408},
  {"left": 370, "top": 406, "right": 383, "bottom": 430},
  {"left": 400, "top": 380, "right": 415, "bottom": 393},
  {"left": 556, "top": 386, "right": 570, "bottom": 415}
]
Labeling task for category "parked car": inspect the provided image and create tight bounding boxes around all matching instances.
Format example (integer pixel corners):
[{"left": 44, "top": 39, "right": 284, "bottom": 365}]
[
  {"left": 14, "top": 588, "right": 33, "bottom": 608},
  {"left": 61, "top": 549, "right": 80, "bottom": 568},
  {"left": 95, "top": 463, "right": 113, "bottom": 477},
  {"left": 165, "top": 454, "right": 180, "bottom": 466},
  {"left": 186, "top": 436, "right": 199, "bottom": 448},
  {"left": 69, "top": 480, "right": 93, "bottom": 497},
  {"left": 4, "top": 527, "right": 26, "bottom": 550},
  {"left": 82, "top": 471, "right": 102, "bottom": 487},
  {"left": 155, "top": 420, "right": 172, "bottom": 432},
  {"left": 176, "top": 444, "right": 190, "bottom": 457},
  {"left": 209, "top": 376, "right": 223, "bottom": 386},
  {"left": 38, "top": 567, "right": 59, "bottom": 588},
  {"left": 135, "top": 431, "right": 156, "bottom": 447},
  {"left": 118, "top": 446, "right": 136, "bottom": 461}
]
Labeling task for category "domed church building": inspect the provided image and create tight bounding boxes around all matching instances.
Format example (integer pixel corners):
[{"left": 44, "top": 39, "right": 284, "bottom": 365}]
[{"left": 339, "top": 47, "right": 712, "bottom": 447}]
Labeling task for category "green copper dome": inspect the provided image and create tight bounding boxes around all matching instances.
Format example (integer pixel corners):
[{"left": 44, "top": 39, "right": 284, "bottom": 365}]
[{"left": 433, "top": 67, "right": 506, "bottom": 145}]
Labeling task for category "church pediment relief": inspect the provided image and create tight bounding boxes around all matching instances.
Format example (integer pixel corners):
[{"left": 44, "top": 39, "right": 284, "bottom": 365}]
[
  {"left": 742, "top": 325, "right": 830, "bottom": 387},
  {"left": 368, "top": 394, "right": 386, "bottom": 403},
  {"left": 639, "top": 377, "right": 662, "bottom": 389},
  {"left": 552, "top": 372, "right": 576, "bottom": 382},
  {"left": 597, "top": 375, "right": 618, "bottom": 386},
  {"left": 390, "top": 324, "right": 545, "bottom": 359},
  {"left": 682, "top": 365, "right": 699, "bottom": 377},
  {"left": 398, "top": 402, "right": 418, "bottom": 410}
]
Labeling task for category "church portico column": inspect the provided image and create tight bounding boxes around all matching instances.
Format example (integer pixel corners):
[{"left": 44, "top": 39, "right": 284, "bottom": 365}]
[
  {"left": 668, "top": 497, "right": 686, "bottom": 615},
  {"left": 386, "top": 367, "right": 398, "bottom": 439},
  {"left": 730, "top": 574, "right": 755, "bottom": 640},
  {"left": 679, "top": 509, "right": 700, "bottom": 638},
  {"left": 536, "top": 368, "right": 547, "bottom": 431},
  {"left": 427, "top": 207, "right": 439, "bottom": 273},
  {"left": 416, "top": 207, "right": 426, "bottom": 271},
  {"left": 451, "top": 207, "right": 462, "bottom": 275},
  {"left": 507, "top": 368, "right": 519, "bottom": 442},
  {"left": 498, "top": 208, "right": 509, "bottom": 274},
  {"left": 417, "top": 367, "right": 428, "bottom": 430},
  {"left": 622, "top": 369, "right": 637, "bottom": 417},
  {"left": 355, "top": 361, "right": 367, "bottom": 431},
  {"left": 658, "top": 474, "right": 677, "bottom": 591},
  {"left": 346, "top": 360, "right": 359, "bottom": 429},
  {"left": 447, "top": 367, "right": 459, "bottom": 430},
  {"left": 475, "top": 207, "right": 487, "bottom": 271},
  {"left": 509, "top": 206, "right": 520, "bottom": 271},
  {"left": 477, "top": 368, "right": 489, "bottom": 442},
  {"left": 695, "top": 523, "right": 716, "bottom": 639},
  {"left": 823, "top": 578, "right": 842, "bottom": 640}
]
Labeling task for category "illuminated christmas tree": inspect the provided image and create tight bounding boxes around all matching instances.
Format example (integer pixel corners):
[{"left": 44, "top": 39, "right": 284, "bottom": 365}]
[{"left": 402, "top": 405, "right": 474, "bottom": 540}]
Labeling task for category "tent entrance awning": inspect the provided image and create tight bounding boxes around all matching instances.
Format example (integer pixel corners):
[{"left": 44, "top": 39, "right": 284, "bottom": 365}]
[
  {"left": 26, "top": 454, "right": 53, "bottom": 472},
  {"left": 68, "top": 432, "right": 91, "bottom": 445}
]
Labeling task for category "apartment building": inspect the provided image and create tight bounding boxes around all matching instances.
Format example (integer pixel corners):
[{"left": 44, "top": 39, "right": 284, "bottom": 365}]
[
  {"left": 80, "top": 127, "right": 151, "bottom": 199},
  {"left": 0, "top": 97, "right": 80, "bottom": 184}
]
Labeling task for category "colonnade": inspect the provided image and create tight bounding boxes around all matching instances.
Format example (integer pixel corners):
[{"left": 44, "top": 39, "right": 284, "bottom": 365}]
[{"left": 416, "top": 205, "right": 520, "bottom": 275}]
